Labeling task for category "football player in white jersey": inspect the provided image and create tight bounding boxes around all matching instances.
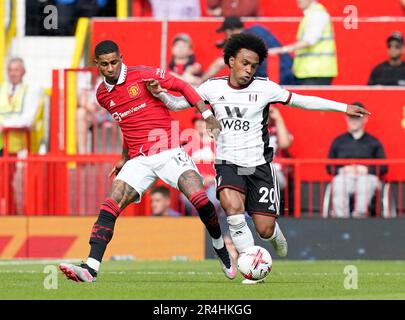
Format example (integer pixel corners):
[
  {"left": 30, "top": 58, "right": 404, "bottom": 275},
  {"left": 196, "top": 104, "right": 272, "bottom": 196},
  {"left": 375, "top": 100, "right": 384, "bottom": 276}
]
[{"left": 144, "top": 33, "right": 369, "bottom": 284}]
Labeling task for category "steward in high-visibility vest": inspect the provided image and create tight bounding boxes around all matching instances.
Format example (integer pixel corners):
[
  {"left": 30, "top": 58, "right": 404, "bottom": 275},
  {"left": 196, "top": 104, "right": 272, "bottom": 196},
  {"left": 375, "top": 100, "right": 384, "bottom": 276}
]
[
  {"left": 0, "top": 83, "right": 28, "bottom": 154},
  {"left": 0, "top": 58, "right": 42, "bottom": 155},
  {"left": 293, "top": 1, "right": 338, "bottom": 80}
]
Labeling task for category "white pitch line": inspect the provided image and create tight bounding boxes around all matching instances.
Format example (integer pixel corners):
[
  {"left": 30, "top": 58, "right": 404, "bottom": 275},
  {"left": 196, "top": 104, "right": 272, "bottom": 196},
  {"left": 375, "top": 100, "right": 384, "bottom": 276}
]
[
  {"left": 0, "top": 259, "right": 81, "bottom": 266},
  {"left": 0, "top": 269, "right": 404, "bottom": 277},
  {"left": 275, "top": 272, "right": 405, "bottom": 276},
  {"left": 0, "top": 270, "right": 223, "bottom": 276},
  {"left": 0, "top": 270, "right": 127, "bottom": 274}
]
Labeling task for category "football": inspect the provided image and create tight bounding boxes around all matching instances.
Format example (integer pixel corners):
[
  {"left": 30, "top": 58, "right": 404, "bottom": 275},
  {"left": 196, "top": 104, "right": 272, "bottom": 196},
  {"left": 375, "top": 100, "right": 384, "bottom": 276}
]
[{"left": 237, "top": 246, "right": 273, "bottom": 280}]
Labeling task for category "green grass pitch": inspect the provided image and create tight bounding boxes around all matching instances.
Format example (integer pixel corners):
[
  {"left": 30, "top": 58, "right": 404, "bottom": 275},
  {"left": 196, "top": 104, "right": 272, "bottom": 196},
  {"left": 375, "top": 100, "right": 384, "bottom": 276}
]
[{"left": 0, "top": 260, "right": 404, "bottom": 299}]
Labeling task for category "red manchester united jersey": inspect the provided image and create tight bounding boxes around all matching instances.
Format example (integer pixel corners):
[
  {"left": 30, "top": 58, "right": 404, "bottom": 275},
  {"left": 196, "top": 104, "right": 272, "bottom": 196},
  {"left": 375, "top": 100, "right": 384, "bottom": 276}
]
[{"left": 96, "top": 64, "right": 201, "bottom": 158}]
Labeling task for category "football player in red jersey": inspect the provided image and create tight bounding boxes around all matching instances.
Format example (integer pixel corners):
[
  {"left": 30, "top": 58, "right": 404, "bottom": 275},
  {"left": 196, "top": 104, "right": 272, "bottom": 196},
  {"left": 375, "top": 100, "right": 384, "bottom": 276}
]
[{"left": 59, "top": 40, "right": 237, "bottom": 282}]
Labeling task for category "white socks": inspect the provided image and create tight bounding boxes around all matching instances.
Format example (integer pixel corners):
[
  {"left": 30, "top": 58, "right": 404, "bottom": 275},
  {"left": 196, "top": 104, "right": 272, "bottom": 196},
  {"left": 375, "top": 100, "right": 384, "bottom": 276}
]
[
  {"left": 86, "top": 257, "right": 101, "bottom": 272},
  {"left": 212, "top": 236, "right": 225, "bottom": 250},
  {"left": 227, "top": 214, "right": 254, "bottom": 253}
]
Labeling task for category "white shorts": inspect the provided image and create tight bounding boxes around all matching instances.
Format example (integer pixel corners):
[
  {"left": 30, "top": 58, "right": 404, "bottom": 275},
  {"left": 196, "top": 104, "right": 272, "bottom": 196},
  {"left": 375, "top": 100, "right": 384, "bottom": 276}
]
[{"left": 115, "top": 146, "right": 201, "bottom": 203}]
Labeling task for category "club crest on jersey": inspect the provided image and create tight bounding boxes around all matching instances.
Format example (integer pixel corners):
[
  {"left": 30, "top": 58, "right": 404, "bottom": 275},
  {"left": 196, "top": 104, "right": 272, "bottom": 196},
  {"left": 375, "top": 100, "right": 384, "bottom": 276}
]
[
  {"left": 249, "top": 94, "right": 258, "bottom": 102},
  {"left": 127, "top": 84, "right": 140, "bottom": 98}
]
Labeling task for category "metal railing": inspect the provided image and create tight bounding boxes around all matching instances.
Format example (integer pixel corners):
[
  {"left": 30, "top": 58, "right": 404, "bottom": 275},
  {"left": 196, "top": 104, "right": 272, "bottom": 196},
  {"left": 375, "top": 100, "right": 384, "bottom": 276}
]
[{"left": 0, "top": 156, "right": 403, "bottom": 217}]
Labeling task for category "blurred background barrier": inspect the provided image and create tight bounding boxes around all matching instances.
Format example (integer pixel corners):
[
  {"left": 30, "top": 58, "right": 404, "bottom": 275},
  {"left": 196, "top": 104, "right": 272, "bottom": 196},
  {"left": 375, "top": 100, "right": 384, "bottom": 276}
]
[
  {"left": 0, "top": 216, "right": 205, "bottom": 260},
  {"left": 1, "top": 215, "right": 403, "bottom": 260},
  {"left": 0, "top": 157, "right": 404, "bottom": 217},
  {"left": 205, "top": 217, "right": 405, "bottom": 260}
]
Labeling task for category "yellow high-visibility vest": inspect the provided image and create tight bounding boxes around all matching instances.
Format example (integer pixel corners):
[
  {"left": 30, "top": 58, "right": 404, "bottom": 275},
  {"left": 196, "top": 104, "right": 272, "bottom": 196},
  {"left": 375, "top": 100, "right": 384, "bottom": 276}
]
[
  {"left": 293, "top": 2, "right": 338, "bottom": 79},
  {"left": 0, "top": 83, "right": 28, "bottom": 153}
]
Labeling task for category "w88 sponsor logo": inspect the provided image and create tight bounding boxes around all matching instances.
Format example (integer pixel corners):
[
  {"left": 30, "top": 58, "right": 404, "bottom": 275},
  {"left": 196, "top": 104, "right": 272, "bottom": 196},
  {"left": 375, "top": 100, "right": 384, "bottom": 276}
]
[
  {"left": 221, "top": 119, "right": 250, "bottom": 131},
  {"left": 221, "top": 106, "right": 250, "bottom": 131}
]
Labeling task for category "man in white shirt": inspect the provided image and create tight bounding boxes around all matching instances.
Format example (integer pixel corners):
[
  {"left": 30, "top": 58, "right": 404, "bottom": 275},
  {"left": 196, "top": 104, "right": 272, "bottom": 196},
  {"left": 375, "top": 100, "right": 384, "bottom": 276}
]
[{"left": 144, "top": 33, "right": 368, "bottom": 283}]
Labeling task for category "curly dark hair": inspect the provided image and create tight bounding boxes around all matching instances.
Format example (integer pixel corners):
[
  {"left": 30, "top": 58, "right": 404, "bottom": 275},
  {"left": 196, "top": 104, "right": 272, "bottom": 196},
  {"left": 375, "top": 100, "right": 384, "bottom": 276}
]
[{"left": 223, "top": 33, "right": 268, "bottom": 67}]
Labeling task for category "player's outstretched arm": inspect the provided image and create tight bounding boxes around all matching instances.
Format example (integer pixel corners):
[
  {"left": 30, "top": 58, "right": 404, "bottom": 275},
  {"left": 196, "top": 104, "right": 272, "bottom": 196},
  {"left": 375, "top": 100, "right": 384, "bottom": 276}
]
[
  {"left": 144, "top": 79, "right": 221, "bottom": 140},
  {"left": 287, "top": 93, "right": 371, "bottom": 117},
  {"left": 144, "top": 79, "right": 191, "bottom": 111}
]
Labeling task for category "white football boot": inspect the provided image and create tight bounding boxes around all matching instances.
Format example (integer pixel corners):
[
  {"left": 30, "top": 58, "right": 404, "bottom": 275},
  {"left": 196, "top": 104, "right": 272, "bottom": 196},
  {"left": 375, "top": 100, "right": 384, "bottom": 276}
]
[
  {"left": 269, "top": 222, "right": 288, "bottom": 258},
  {"left": 59, "top": 262, "right": 97, "bottom": 283}
]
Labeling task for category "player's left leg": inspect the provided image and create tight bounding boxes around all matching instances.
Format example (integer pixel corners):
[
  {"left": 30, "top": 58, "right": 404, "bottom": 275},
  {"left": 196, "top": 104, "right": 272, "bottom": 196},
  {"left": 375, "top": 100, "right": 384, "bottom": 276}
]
[
  {"left": 60, "top": 157, "right": 156, "bottom": 283},
  {"left": 245, "top": 162, "right": 288, "bottom": 258},
  {"left": 177, "top": 169, "right": 236, "bottom": 279},
  {"left": 156, "top": 147, "right": 236, "bottom": 280},
  {"left": 250, "top": 214, "right": 287, "bottom": 258}
]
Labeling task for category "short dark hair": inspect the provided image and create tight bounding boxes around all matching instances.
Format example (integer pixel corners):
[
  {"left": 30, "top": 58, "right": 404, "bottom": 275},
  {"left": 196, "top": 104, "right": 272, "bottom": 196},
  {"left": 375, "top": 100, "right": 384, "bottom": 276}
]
[
  {"left": 94, "top": 40, "right": 120, "bottom": 58},
  {"left": 223, "top": 33, "right": 268, "bottom": 67},
  {"left": 387, "top": 31, "right": 403, "bottom": 46},
  {"left": 151, "top": 186, "right": 170, "bottom": 198}
]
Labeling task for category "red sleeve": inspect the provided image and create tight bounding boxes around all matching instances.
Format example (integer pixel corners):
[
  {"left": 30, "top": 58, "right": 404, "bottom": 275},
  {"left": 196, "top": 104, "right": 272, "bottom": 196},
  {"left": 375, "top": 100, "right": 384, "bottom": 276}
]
[
  {"left": 143, "top": 68, "right": 202, "bottom": 105},
  {"left": 167, "top": 76, "right": 202, "bottom": 105}
]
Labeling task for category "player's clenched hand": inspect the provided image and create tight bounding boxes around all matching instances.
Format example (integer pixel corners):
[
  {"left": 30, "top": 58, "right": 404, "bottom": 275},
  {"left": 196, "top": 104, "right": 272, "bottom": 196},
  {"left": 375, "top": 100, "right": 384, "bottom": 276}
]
[
  {"left": 205, "top": 115, "right": 221, "bottom": 140},
  {"left": 108, "top": 158, "right": 127, "bottom": 178},
  {"left": 346, "top": 104, "right": 371, "bottom": 117},
  {"left": 142, "top": 78, "right": 167, "bottom": 96}
]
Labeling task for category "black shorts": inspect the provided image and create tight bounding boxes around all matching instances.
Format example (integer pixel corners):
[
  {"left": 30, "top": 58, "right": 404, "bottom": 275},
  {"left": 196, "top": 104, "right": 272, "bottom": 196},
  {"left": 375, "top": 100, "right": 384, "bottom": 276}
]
[{"left": 215, "top": 161, "right": 281, "bottom": 217}]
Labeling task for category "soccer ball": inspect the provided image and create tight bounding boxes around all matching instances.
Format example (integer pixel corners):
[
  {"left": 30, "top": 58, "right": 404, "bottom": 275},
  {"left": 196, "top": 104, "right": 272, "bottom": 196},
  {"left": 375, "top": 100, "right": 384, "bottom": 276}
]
[{"left": 237, "top": 246, "right": 272, "bottom": 280}]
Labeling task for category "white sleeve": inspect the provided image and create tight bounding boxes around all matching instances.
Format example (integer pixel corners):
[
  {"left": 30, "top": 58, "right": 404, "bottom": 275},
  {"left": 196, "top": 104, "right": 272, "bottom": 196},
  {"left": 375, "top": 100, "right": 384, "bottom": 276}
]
[
  {"left": 3, "top": 86, "right": 42, "bottom": 127},
  {"left": 287, "top": 92, "right": 347, "bottom": 112},
  {"left": 195, "top": 81, "right": 210, "bottom": 102},
  {"left": 266, "top": 80, "right": 292, "bottom": 104},
  {"left": 155, "top": 92, "right": 191, "bottom": 111},
  {"left": 301, "top": 11, "right": 330, "bottom": 46}
]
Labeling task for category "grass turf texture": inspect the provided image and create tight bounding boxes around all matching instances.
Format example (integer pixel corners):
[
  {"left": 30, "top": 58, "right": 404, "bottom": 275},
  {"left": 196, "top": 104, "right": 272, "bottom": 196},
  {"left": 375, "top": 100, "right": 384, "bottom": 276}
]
[{"left": 0, "top": 260, "right": 404, "bottom": 299}]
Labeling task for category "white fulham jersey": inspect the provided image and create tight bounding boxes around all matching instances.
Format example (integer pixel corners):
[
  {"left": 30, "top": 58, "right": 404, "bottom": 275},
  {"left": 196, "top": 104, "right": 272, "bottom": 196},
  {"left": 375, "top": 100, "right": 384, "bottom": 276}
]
[{"left": 196, "top": 76, "right": 292, "bottom": 167}]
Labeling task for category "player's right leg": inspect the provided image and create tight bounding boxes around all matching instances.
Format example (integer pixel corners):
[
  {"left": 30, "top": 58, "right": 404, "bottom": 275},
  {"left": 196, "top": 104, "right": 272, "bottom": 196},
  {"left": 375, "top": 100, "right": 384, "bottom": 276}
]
[
  {"left": 215, "top": 163, "right": 255, "bottom": 254},
  {"left": 156, "top": 147, "right": 236, "bottom": 280},
  {"left": 217, "top": 170, "right": 260, "bottom": 285},
  {"left": 60, "top": 158, "right": 156, "bottom": 283},
  {"left": 59, "top": 179, "right": 138, "bottom": 283},
  {"left": 219, "top": 189, "right": 255, "bottom": 253}
]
